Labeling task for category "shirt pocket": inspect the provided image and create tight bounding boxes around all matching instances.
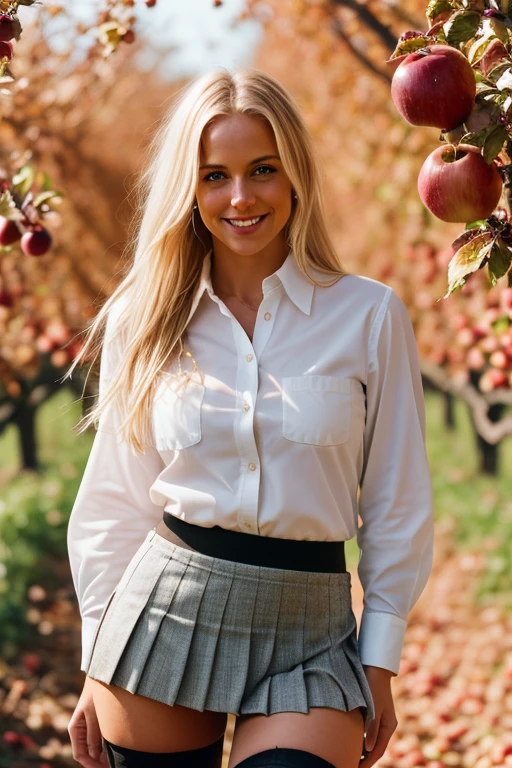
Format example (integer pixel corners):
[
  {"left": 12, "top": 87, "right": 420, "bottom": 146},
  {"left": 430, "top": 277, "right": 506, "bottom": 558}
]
[
  {"left": 152, "top": 373, "right": 205, "bottom": 451},
  {"left": 281, "top": 375, "right": 352, "bottom": 446}
]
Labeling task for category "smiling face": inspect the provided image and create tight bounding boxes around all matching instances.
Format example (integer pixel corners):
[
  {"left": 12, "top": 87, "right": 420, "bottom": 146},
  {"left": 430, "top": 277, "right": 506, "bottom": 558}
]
[{"left": 195, "top": 112, "right": 294, "bottom": 261}]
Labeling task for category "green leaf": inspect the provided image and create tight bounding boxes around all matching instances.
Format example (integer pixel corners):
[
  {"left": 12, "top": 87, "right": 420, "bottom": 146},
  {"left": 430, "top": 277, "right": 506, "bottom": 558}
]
[
  {"left": 426, "top": 0, "right": 453, "bottom": 21},
  {"left": 492, "top": 313, "right": 511, "bottom": 332},
  {"left": 464, "top": 219, "right": 488, "bottom": 229},
  {"left": 482, "top": 123, "right": 508, "bottom": 162},
  {"left": 486, "top": 61, "right": 512, "bottom": 83},
  {"left": 11, "top": 165, "right": 35, "bottom": 200},
  {"left": 485, "top": 16, "right": 510, "bottom": 46},
  {"left": 487, "top": 238, "right": 512, "bottom": 285},
  {"left": 458, "top": 130, "right": 486, "bottom": 147},
  {"left": 11, "top": 17, "right": 22, "bottom": 42},
  {"left": 445, "top": 233, "right": 494, "bottom": 297},
  {"left": 391, "top": 36, "right": 432, "bottom": 58},
  {"left": 496, "top": 68, "right": 512, "bottom": 90},
  {"left": 444, "top": 10, "right": 481, "bottom": 46},
  {"left": 0, "top": 190, "right": 23, "bottom": 220},
  {"left": 33, "top": 190, "right": 63, "bottom": 208}
]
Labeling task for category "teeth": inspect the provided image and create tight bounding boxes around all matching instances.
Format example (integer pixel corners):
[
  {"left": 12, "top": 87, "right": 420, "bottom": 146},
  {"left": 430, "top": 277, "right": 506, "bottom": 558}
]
[{"left": 229, "top": 216, "right": 263, "bottom": 228}]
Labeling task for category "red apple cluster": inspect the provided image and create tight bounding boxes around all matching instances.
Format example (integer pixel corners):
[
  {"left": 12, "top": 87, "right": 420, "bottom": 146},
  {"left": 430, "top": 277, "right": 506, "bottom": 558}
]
[
  {"left": 0, "top": 216, "right": 52, "bottom": 256},
  {"left": 374, "top": 238, "right": 512, "bottom": 388},
  {"left": 0, "top": 13, "right": 15, "bottom": 64},
  {"left": 390, "top": 44, "right": 503, "bottom": 224}
]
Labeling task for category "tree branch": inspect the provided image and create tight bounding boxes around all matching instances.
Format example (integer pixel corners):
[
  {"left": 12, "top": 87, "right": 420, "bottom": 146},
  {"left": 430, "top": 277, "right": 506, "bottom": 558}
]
[
  {"left": 330, "top": 16, "right": 392, "bottom": 85},
  {"left": 421, "top": 359, "right": 512, "bottom": 444},
  {"left": 331, "top": 0, "right": 397, "bottom": 53}
]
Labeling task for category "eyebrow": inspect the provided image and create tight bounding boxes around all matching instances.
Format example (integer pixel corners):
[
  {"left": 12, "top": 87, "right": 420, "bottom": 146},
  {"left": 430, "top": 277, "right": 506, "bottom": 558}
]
[{"left": 199, "top": 154, "right": 281, "bottom": 170}]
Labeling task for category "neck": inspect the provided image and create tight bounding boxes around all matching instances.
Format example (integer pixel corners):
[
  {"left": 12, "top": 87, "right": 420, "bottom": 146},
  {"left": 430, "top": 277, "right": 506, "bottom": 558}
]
[{"left": 209, "top": 241, "right": 289, "bottom": 302}]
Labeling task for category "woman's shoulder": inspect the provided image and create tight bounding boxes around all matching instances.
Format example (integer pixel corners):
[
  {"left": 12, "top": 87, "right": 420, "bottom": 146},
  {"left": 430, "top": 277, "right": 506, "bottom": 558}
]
[{"left": 313, "top": 268, "right": 395, "bottom": 315}]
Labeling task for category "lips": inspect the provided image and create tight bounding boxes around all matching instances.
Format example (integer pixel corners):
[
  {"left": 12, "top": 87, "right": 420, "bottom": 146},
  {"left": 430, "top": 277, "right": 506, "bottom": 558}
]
[{"left": 223, "top": 214, "right": 268, "bottom": 232}]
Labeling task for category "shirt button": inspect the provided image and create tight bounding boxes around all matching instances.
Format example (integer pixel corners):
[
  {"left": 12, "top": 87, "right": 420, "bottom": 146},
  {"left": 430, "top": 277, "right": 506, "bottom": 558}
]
[
  {"left": 264, "top": 311, "right": 271, "bottom": 321},
  {"left": 246, "top": 353, "right": 253, "bottom": 362},
  {"left": 243, "top": 403, "right": 250, "bottom": 411},
  {"left": 248, "top": 462, "right": 257, "bottom": 471}
]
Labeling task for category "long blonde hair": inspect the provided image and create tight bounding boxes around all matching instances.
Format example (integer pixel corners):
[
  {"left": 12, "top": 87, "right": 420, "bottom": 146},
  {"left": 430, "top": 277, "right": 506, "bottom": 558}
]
[{"left": 63, "top": 66, "right": 349, "bottom": 454}]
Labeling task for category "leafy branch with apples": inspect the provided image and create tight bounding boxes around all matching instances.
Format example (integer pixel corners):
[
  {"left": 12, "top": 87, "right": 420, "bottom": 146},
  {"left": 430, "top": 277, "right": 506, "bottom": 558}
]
[{"left": 388, "top": 0, "right": 512, "bottom": 297}]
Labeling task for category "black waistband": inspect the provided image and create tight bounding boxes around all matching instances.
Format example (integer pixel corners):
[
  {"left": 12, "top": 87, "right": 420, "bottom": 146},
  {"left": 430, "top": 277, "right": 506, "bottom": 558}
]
[{"left": 162, "top": 512, "right": 347, "bottom": 573}]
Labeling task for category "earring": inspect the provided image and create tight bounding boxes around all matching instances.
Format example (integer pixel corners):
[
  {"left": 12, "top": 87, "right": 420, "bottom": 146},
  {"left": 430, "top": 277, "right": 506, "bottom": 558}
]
[
  {"left": 191, "top": 202, "right": 208, "bottom": 252},
  {"left": 293, "top": 193, "right": 298, "bottom": 200}
]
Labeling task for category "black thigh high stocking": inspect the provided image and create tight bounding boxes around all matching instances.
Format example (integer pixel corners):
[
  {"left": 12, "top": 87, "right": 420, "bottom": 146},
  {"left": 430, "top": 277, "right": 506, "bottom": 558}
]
[
  {"left": 102, "top": 733, "right": 224, "bottom": 767},
  {"left": 232, "top": 747, "right": 337, "bottom": 767}
]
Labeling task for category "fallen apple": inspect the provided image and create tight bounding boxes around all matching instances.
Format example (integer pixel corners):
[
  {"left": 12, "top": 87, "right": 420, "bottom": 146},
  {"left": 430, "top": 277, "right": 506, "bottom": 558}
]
[
  {"left": 417, "top": 144, "right": 503, "bottom": 223},
  {"left": 391, "top": 44, "right": 476, "bottom": 130}
]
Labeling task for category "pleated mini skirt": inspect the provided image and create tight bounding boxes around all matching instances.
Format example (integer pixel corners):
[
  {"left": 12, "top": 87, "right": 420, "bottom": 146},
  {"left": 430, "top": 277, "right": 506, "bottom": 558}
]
[{"left": 85, "top": 526, "right": 376, "bottom": 732}]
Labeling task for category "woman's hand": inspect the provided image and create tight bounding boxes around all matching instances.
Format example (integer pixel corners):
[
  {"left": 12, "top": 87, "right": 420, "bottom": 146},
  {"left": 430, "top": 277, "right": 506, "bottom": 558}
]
[
  {"left": 68, "top": 676, "right": 109, "bottom": 767},
  {"left": 359, "top": 665, "right": 398, "bottom": 767}
]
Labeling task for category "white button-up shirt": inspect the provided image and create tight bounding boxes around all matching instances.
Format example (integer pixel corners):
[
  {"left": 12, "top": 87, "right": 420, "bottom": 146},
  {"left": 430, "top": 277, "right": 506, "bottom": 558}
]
[{"left": 67, "top": 248, "right": 434, "bottom": 676}]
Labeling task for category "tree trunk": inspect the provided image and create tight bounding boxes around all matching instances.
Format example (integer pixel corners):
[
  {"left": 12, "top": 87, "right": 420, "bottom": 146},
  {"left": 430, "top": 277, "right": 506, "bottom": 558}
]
[{"left": 13, "top": 402, "right": 40, "bottom": 472}]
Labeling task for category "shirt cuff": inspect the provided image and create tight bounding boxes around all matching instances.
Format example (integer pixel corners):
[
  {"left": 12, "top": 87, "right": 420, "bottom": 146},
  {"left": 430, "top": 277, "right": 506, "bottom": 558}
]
[
  {"left": 357, "top": 609, "right": 407, "bottom": 676},
  {"left": 81, "top": 617, "right": 99, "bottom": 673}
]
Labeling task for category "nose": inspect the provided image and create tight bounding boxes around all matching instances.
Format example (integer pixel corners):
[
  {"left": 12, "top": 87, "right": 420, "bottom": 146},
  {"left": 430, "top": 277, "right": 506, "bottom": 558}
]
[{"left": 230, "top": 180, "right": 256, "bottom": 209}]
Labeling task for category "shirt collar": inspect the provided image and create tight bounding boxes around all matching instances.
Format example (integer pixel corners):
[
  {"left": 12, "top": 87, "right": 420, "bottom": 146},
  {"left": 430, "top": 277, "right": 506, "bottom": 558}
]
[{"left": 186, "top": 247, "right": 315, "bottom": 326}]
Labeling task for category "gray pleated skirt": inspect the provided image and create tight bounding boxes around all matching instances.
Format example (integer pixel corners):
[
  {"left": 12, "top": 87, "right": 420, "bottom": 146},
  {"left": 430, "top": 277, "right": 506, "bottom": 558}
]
[{"left": 85, "top": 526, "right": 376, "bottom": 732}]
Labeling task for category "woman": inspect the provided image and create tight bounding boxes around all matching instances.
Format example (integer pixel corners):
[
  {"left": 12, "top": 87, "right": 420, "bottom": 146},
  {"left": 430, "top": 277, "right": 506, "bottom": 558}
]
[{"left": 65, "top": 67, "right": 434, "bottom": 768}]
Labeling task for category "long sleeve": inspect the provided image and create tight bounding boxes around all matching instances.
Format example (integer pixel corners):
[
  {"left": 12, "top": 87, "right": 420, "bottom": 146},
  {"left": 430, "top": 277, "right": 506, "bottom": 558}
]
[
  {"left": 67, "top": 305, "right": 165, "bottom": 672},
  {"left": 356, "top": 287, "right": 434, "bottom": 676}
]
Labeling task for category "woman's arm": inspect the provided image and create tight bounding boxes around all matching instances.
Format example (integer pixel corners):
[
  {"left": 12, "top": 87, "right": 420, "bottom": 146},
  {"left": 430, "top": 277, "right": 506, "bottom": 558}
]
[
  {"left": 67, "top": 303, "right": 165, "bottom": 672},
  {"left": 357, "top": 287, "right": 434, "bottom": 677}
]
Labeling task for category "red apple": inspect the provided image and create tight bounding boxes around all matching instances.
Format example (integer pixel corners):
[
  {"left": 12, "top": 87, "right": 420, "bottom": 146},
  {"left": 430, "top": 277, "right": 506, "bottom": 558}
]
[
  {"left": 391, "top": 44, "right": 476, "bottom": 130},
  {"left": 21, "top": 652, "right": 41, "bottom": 673},
  {"left": 0, "top": 216, "right": 21, "bottom": 245},
  {"left": 35, "top": 333, "right": 56, "bottom": 353},
  {"left": 2, "top": 730, "right": 22, "bottom": 747},
  {"left": 0, "top": 289, "right": 13, "bottom": 307},
  {"left": 0, "top": 40, "right": 12, "bottom": 59},
  {"left": 418, "top": 144, "right": 503, "bottom": 223},
  {"left": 0, "top": 15, "right": 14, "bottom": 42},
  {"left": 20, "top": 226, "right": 52, "bottom": 256}
]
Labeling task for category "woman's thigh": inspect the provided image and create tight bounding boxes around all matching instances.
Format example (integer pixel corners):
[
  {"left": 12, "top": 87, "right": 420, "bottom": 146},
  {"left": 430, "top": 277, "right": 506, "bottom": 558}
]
[
  {"left": 228, "top": 706, "right": 365, "bottom": 768},
  {"left": 91, "top": 679, "right": 228, "bottom": 753}
]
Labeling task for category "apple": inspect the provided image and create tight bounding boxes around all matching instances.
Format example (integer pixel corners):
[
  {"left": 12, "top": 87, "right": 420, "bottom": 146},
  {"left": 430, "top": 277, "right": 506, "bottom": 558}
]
[
  {"left": 0, "top": 289, "right": 13, "bottom": 307},
  {"left": 489, "top": 349, "right": 508, "bottom": 369},
  {"left": 391, "top": 44, "right": 476, "bottom": 130},
  {"left": 0, "top": 40, "right": 12, "bottom": 59},
  {"left": 0, "top": 15, "right": 14, "bottom": 42},
  {"left": 21, "top": 652, "right": 41, "bottom": 673},
  {"left": 418, "top": 144, "right": 503, "bottom": 223},
  {"left": 20, "top": 226, "right": 52, "bottom": 256},
  {"left": 35, "top": 333, "right": 56, "bottom": 353},
  {"left": 0, "top": 216, "right": 21, "bottom": 245}
]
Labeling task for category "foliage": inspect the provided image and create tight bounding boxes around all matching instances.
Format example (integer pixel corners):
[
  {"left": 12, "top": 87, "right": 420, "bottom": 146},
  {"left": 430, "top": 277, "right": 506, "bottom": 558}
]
[{"left": 0, "top": 386, "right": 94, "bottom": 660}]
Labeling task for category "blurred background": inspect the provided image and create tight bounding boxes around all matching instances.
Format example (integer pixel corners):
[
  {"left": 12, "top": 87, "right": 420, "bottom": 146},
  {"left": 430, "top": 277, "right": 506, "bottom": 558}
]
[{"left": 0, "top": 1, "right": 511, "bottom": 766}]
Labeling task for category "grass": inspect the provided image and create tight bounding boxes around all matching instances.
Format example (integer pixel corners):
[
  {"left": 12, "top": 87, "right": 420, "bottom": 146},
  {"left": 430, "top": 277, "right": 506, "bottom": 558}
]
[{"left": 0, "top": 386, "right": 511, "bottom": 597}]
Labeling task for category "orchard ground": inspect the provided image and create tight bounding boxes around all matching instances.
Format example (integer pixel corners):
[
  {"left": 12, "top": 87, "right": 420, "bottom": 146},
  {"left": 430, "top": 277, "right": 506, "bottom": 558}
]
[{"left": 0, "top": 388, "right": 511, "bottom": 767}]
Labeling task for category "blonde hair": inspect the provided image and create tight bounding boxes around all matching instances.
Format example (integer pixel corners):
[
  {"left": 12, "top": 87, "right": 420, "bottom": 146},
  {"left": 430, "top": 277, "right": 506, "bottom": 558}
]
[{"left": 63, "top": 66, "right": 349, "bottom": 454}]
